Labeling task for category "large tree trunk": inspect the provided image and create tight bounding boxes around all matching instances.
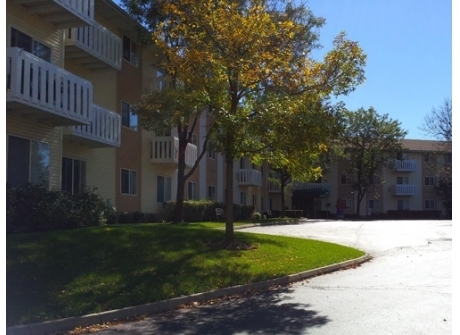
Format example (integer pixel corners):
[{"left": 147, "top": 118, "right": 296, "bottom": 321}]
[
  {"left": 225, "top": 153, "right": 234, "bottom": 244},
  {"left": 172, "top": 126, "right": 188, "bottom": 223},
  {"left": 280, "top": 170, "right": 289, "bottom": 218},
  {"left": 355, "top": 191, "right": 364, "bottom": 219},
  {"left": 173, "top": 164, "right": 186, "bottom": 223},
  {"left": 280, "top": 178, "right": 286, "bottom": 218}
]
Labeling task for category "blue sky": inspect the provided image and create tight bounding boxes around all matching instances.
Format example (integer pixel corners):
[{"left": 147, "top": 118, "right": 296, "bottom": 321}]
[{"left": 304, "top": 0, "right": 452, "bottom": 140}]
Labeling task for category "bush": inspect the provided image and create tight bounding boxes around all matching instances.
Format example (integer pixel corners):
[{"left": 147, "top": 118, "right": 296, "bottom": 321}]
[
  {"left": 6, "top": 184, "right": 114, "bottom": 234},
  {"left": 115, "top": 211, "right": 160, "bottom": 224},
  {"left": 162, "top": 200, "right": 255, "bottom": 222},
  {"left": 386, "top": 210, "right": 441, "bottom": 220},
  {"left": 251, "top": 212, "right": 262, "bottom": 221}
]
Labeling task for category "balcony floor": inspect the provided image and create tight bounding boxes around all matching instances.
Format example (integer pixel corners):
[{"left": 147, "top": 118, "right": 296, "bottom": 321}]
[{"left": 7, "top": 100, "right": 89, "bottom": 126}]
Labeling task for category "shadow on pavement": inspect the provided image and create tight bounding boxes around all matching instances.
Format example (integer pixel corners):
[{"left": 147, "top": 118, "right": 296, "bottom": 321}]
[{"left": 99, "top": 287, "right": 330, "bottom": 335}]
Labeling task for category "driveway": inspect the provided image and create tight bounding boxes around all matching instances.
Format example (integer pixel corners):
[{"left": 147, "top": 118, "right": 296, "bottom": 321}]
[{"left": 93, "top": 219, "right": 452, "bottom": 335}]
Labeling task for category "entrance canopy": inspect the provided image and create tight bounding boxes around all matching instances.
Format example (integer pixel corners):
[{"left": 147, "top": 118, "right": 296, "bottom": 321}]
[{"left": 293, "top": 188, "right": 330, "bottom": 198}]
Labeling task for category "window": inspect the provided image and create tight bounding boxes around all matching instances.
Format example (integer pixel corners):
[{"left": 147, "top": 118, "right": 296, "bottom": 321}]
[
  {"left": 208, "top": 185, "right": 216, "bottom": 201},
  {"left": 157, "top": 175, "right": 172, "bottom": 203},
  {"left": 122, "top": 35, "right": 138, "bottom": 66},
  {"left": 62, "top": 157, "right": 86, "bottom": 194},
  {"left": 396, "top": 152, "right": 406, "bottom": 160},
  {"left": 397, "top": 199, "right": 410, "bottom": 211},
  {"left": 7, "top": 135, "right": 50, "bottom": 188},
  {"left": 240, "top": 192, "right": 247, "bottom": 205},
  {"left": 11, "top": 28, "right": 51, "bottom": 62},
  {"left": 444, "top": 153, "right": 452, "bottom": 164},
  {"left": 252, "top": 194, "right": 257, "bottom": 207},
  {"left": 240, "top": 158, "right": 245, "bottom": 169},
  {"left": 189, "top": 132, "right": 198, "bottom": 145},
  {"left": 344, "top": 148, "right": 351, "bottom": 160},
  {"left": 424, "top": 176, "right": 435, "bottom": 186},
  {"left": 424, "top": 199, "right": 435, "bottom": 209},
  {"left": 156, "top": 69, "right": 165, "bottom": 90},
  {"left": 345, "top": 199, "right": 352, "bottom": 209},
  {"left": 396, "top": 176, "right": 409, "bottom": 184},
  {"left": 208, "top": 148, "right": 216, "bottom": 159},
  {"left": 341, "top": 174, "right": 352, "bottom": 184},
  {"left": 121, "top": 101, "right": 138, "bottom": 130},
  {"left": 121, "top": 169, "right": 137, "bottom": 195},
  {"left": 368, "top": 199, "right": 380, "bottom": 209},
  {"left": 370, "top": 175, "right": 381, "bottom": 185},
  {"left": 188, "top": 182, "right": 197, "bottom": 200}
]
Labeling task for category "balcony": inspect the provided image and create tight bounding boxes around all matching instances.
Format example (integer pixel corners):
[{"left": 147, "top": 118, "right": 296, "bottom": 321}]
[
  {"left": 268, "top": 181, "right": 281, "bottom": 193},
  {"left": 388, "top": 159, "right": 417, "bottom": 172},
  {"left": 151, "top": 136, "right": 197, "bottom": 168},
  {"left": 14, "top": 0, "right": 94, "bottom": 28},
  {"left": 64, "top": 104, "right": 121, "bottom": 147},
  {"left": 6, "top": 47, "right": 92, "bottom": 126},
  {"left": 65, "top": 20, "right": 122, "bottom": 70},
  {"left": 237, "top": 169, "right": 262, "bottom": 187},
  {"left": 390, "top": 184, "right": 418, "bottom": 196}
]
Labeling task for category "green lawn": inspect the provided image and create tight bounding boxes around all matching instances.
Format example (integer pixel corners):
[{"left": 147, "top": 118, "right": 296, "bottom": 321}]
[{"left": 6, "top": 223, "right": 365, "bottom": 326}]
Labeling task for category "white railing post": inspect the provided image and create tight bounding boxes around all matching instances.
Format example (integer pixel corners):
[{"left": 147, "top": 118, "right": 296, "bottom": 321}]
[
  {"left": 57, "top": 0, "right": 94, "bottom": 24},
  {"left": 7, "top": 47, "right": 92, "bottom": 124},
  {"left": 65, "top": 20, "right": 122, "bottom": 70}
]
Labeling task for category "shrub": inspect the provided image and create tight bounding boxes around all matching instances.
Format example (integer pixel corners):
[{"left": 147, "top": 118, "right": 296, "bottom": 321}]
[
  {"left": 6, "top": 184, "right": 114, "bottom": 234},
  {"left": 162, "top": 200, "right": 255, "bottom": 222},
  {"left": 114, "top": 211, "right": 161, "bottom": 224},
  {"left": 251, "top": 211, "right": 262, "bottom": 221}
]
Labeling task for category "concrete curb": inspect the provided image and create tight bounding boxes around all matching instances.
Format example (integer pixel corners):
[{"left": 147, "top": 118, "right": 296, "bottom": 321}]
[{"left": 6, "top": 254, "right": 371, "bottom": 335}]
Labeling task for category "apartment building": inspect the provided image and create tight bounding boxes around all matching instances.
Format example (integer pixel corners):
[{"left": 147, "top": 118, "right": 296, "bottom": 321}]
[
  {"left": 288, "top": 139, "right": 451, "bottom": 218},
  {"left": 5, "top": 0, "right": 450, "bottom": 221},
  {"left": 5, "top": 0, "right": 250, "bottom": 216}
]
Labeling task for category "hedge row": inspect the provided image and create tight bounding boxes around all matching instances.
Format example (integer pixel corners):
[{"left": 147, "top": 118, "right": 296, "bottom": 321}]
[
  {"left": 162, "top": 200, "right": 255, "bottom": 222},
  {"left": 6, "top": 184, "right": 115, "bottom": 234}
]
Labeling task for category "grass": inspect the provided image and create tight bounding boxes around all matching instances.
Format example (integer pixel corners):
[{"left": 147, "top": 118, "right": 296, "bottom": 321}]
[{"left": 6, "top": 222, "right": 365, "bottom": 326}]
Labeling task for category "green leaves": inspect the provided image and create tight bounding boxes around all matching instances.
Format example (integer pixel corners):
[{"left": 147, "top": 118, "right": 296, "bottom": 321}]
[{"left": 339, "top": 107, "right": 408, "bottom": 213}]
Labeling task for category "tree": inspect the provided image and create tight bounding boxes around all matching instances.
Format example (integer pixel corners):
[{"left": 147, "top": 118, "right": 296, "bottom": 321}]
[
  {"left": 190, "top": 1, "right": 365, "bottom": 244},
  {"left": 419, "top": 98, "right": 452, "bottom": 217},
  {"left": 122, "top": 0, "right": 366, "bottom": 243},
  {"left": 419, "top": 98, "right": 452, "bottom": 142},
  {"left": 134, "top": 88, "right": 214, "bottom": 223},
  {"left": 340, "top": 107, "right": 407, "bottom": 216},
  {"left": 251, "top": 96, "right": 346, "bottom": 218}
]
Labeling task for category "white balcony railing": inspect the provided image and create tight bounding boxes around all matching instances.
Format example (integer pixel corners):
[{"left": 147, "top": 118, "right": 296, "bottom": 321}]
[
  {"left": 14, "top": 0, "right": 94, "bottom": 28},
  {"left": 237, "top": 169, "right": 262, "bottom": 187},
  {"left": 65, "top": 20, "right": 122, "bottom": 70},
  {"left": 6, "top": 47, "right": 92, "bottom": 126},
  {"left": 390, "top": 184, "right": 418, "bottom": 196},
  {"left": 268, "top": 181, "right": 281, "bottom": 192},
  {"left": 151, "top": 136, "right": 197, "bottom": 168},
  {"left": 388, "top": 159, "right": 417, "bottom": 172},
  {"left": 66, "top": 104, "right": 121, "bottom": 147}
]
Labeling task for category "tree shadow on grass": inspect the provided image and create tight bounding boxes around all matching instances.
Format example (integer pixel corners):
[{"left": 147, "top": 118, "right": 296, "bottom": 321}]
[
  {"left": 6, "top": 225, "right": 330, "bottom": 326},
  {"left": 100, "top": 287, "right": 330, "bottom": 335}
]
